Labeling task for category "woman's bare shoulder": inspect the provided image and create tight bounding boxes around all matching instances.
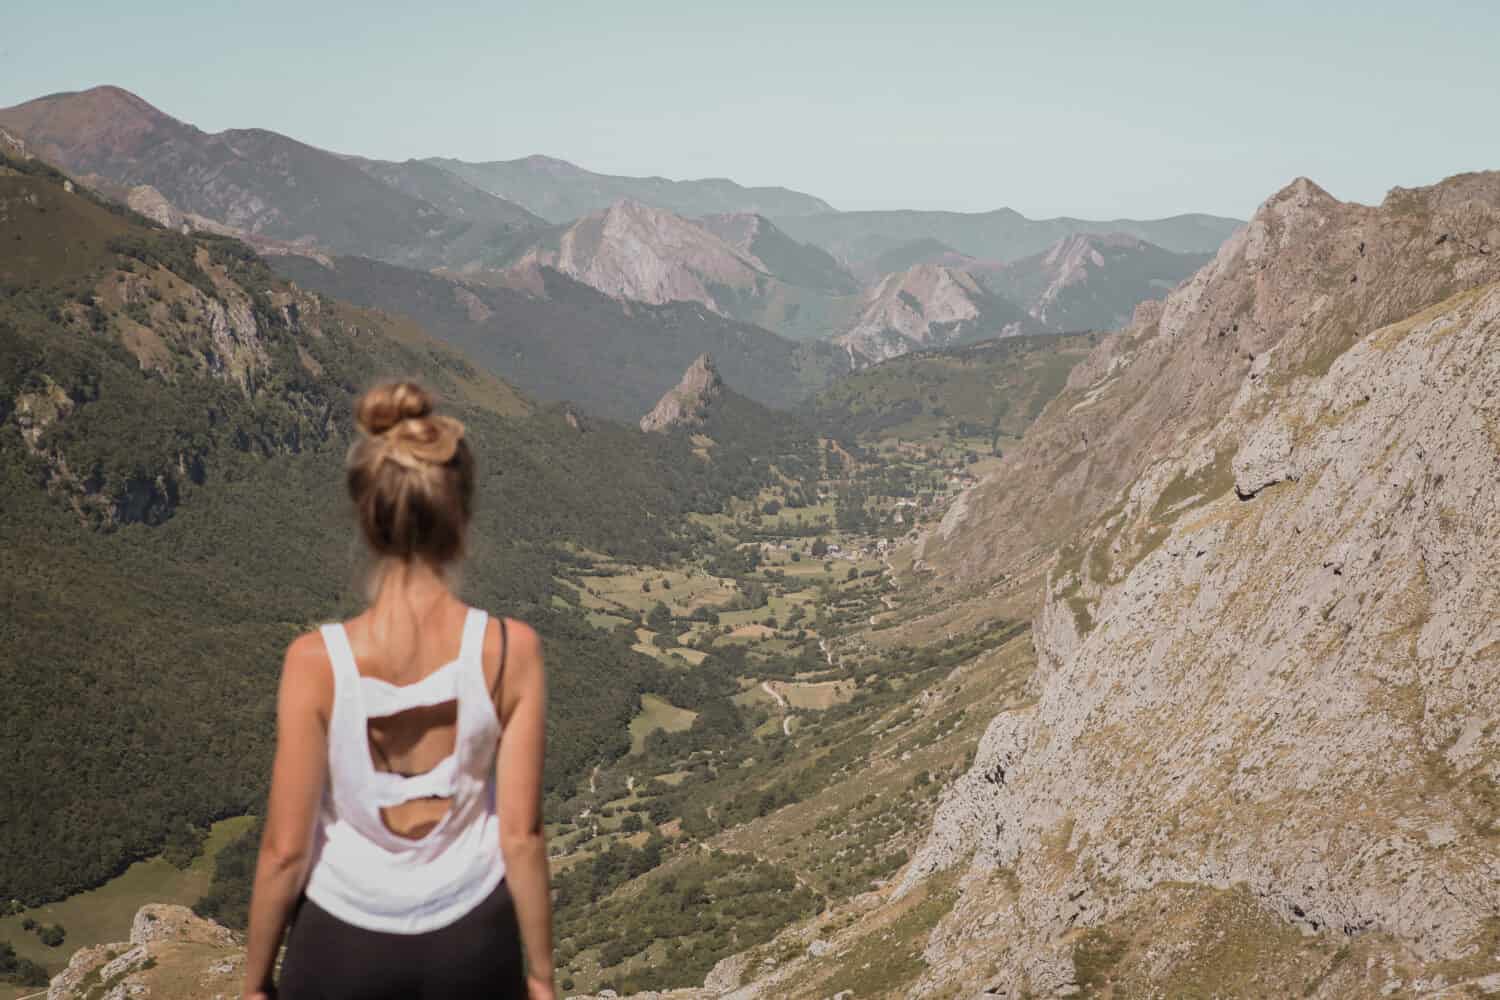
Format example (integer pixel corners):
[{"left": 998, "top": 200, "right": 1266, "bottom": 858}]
[
  {"left": 279, "top": 630, "right": 336, "bottom": 706},
  {"left": 484, "top": 616, "right": 543, "bottom": 671}
]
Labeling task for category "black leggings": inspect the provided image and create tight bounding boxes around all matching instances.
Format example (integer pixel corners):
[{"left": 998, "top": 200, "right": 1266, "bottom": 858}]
[{"left": 278, "top": 879, "right": 526, "bottom": 999}]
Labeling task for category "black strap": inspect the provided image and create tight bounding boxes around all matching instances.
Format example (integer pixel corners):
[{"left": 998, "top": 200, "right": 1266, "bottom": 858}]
[{"left": 488, "top": 617, "right": 509, "bottom": 702}]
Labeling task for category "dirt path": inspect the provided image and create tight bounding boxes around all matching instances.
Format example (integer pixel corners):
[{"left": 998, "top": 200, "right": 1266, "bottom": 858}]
[{"left": 762, "top": 681, "right": 794, "bottom": 737}]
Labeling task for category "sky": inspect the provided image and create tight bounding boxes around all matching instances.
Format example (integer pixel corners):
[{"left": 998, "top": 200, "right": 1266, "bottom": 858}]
[{"left": 4, "top": 0, "right": 1497, "bottom": 219}]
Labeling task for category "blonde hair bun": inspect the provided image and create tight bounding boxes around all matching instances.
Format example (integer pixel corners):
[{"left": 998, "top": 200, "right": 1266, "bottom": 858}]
[
  {"left": 356, "top": 380, "right": 433, "bottom": 436},
  {"left": 346, "top": 380, "right": 475, "bottom": 564}
]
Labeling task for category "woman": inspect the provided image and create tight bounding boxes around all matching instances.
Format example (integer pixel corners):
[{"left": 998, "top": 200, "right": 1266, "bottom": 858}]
[{"left": 241, "top": 382, "right": 554, "bottom": 1000}]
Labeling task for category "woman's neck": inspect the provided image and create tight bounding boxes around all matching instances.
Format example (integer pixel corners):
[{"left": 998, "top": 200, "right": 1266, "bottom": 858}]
[{"left": 368, "top": 558, "right": 453, "bottom": 618}]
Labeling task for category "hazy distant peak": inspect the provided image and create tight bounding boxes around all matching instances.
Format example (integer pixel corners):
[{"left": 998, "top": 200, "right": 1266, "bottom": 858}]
[{"left": 426, "top": 155, "right": 835, "bottom": 224}]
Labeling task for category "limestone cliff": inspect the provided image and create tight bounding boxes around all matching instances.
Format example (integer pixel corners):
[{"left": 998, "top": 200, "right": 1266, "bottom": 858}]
[
  {"left": 524, "top": 200, "right": 767, "bottom": 315},
  {"left": 900, "top": 172, "right": 1500, "bottom": 996}
]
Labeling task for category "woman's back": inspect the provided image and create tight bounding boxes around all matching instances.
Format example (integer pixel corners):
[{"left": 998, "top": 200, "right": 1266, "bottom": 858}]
[
  {"left": 340, "top": 596, "right": 500, "bottom": 840},
  {"left": 240, "top": 381, "right": 553, "bottom": 1000},
  {"left": 305, "top": 596, "right": 509, "bottom": 932}
]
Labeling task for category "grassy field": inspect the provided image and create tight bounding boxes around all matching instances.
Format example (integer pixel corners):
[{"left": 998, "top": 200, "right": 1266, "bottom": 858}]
[
  {"left": 577, "top": 568, "right": 738, "bottom": 618},
  {"left": 0, "top": 815, "right": 255, "bottom": 995},
  {"left": 775, "top": 678, "right": 858, "bottom": 710},
  {"left": 629, "top": 695, "right": 698, "bottom": 754}
]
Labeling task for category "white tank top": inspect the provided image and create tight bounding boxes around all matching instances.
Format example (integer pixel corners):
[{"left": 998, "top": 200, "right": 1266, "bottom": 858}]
[{"left": 303, "top": 606, "right": 506, "bottom": 934}]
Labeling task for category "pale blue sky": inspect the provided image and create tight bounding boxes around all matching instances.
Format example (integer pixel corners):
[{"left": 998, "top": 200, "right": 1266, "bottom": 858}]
[{"left": 5, "top": 1, "right": 1496, "bottom": 219}]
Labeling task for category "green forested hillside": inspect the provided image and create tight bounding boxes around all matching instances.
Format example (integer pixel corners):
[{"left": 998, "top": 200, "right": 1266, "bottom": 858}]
[
  {"left": 808, "top": 332, "right": 1099, "bottom": 445},
  {"left": 0, "top": 154, "right": 808, "bottom": 905}
]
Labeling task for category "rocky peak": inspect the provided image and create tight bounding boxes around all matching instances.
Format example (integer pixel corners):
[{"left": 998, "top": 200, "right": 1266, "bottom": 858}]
[
  {"left": 0, "top": 85, "right": 186, "bottom": 172},
  {"left": 836, "top": 264, "right": 1034, "bottom": 363},
  {"left": 639, "top": 353, "right": 723, "bottom": 432},
  {"left": 533, "top": 200, "right": 766, "bottom": 312}
]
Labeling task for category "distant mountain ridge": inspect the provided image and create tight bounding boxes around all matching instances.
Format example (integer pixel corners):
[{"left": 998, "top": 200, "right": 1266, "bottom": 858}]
[
  {"left": 494, "top": 200, "right": 1211, "bottom": 365},
  {"left": 426, "top": 153, "right": 836, "bottom": 224},
  {"left": 0, "top": 86, "right": 543, "bottom": 266},
  {"left": 773, "top": 205, "right": 1241, "bottom": 270}
]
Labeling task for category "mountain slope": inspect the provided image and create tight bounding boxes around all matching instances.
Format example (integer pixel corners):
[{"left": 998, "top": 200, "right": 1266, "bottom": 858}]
[
  {"left": 270, "top": 253, "right": 850, "bottom": 421},
  {"left": 426, "top": 154, "right": 835, "bottom": 224},
  {"left": 809, "top": 332, "right": 1099, "bottom": 445},
  {"left": 696, "top": 212, "right": 858, "bottom": 295},
  {"left": 0, "top": 86, "right": 544, "bottom": 266},
  {"left": 495, "top": 201, "right": 863, "bottom": 342},
  {"left": 982, "top": 232, "right": 1210, "bottom": 331},
  {"left": 774, "top": 206, "right": 1242, "bottom": 270},
  {"left": 899, "top": 172, "right": 1500, "bottom": 995}
]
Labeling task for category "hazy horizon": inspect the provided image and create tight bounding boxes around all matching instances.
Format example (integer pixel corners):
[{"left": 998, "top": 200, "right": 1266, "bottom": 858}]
[{"left": 4, "top": 0, "right": 1497, "bottom": 220}]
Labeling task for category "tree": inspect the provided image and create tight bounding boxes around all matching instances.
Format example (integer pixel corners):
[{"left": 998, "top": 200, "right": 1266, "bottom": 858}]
[{"left": 810, "top": 538, "right": 829, "bottom": 558}]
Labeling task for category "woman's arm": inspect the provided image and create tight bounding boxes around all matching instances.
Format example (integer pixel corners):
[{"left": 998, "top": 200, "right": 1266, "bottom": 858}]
[
  {"left": 493, "top": 620, "right": 554, "bottom": 1000},
  {"left": 242, "top": 634, "right": 332, "bottom": 1000}
]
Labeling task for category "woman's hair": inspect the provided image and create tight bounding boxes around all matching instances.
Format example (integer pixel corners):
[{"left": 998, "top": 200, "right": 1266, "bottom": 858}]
[{"left": 346, "top": 381, "right": 474, "bottom": 565}]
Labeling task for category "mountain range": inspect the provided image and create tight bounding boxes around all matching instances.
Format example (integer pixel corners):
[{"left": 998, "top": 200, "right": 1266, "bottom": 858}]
[
  {"left": 426, "top": 154, "right": 835, "bottom": 223},
  {"left": 0, "top": 86, "right": 1242, "bottom": 369}
]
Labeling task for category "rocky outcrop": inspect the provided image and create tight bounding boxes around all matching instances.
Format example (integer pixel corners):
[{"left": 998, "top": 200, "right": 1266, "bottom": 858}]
[
  {"left": 903, "top": 172, "right": 1500, "bottom": 995},
  {"left": 47, "top": 904, "right": 239, "bottom": 1000},
  {"left": 640, "top": 354, "right": 723, "bottom": 432}
]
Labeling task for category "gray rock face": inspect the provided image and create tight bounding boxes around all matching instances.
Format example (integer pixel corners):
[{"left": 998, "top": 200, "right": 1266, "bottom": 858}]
[
  {"left": 640, "top": 354, "right": 723, "bottom": 432},
  {"left": 903, "top": 172, "right": 1500, "bottom": 993}
]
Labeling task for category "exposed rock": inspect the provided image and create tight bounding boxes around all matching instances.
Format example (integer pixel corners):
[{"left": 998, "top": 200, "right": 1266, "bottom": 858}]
[
  {"left": 703, "top": 951, "right": 750, "bottom": 992},
  {"left": 48, "top": 905, "right": 239, "bottom": 1000},
  {"left": 640, "top": 354, "right": 723, "bottom": 432},
  {"left": 130, "top": 904, "right": 235, "bottom": 948},
  {"left": 540, "top": 200, "right": 767, "bottom": 314},
  {"left": 903, "top": 171, "right": 1500, "bottom": 994},
  {"left": 0, "top": 125, "right": 27, "bottom": 158},
  {"left": 12, "top": 376, "right": 75, "bottom": 447}
]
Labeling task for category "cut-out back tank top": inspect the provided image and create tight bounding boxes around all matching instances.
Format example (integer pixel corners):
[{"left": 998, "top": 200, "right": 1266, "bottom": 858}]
[{"left": 303, "top": 606, "right": 506, "bottom": 933}]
